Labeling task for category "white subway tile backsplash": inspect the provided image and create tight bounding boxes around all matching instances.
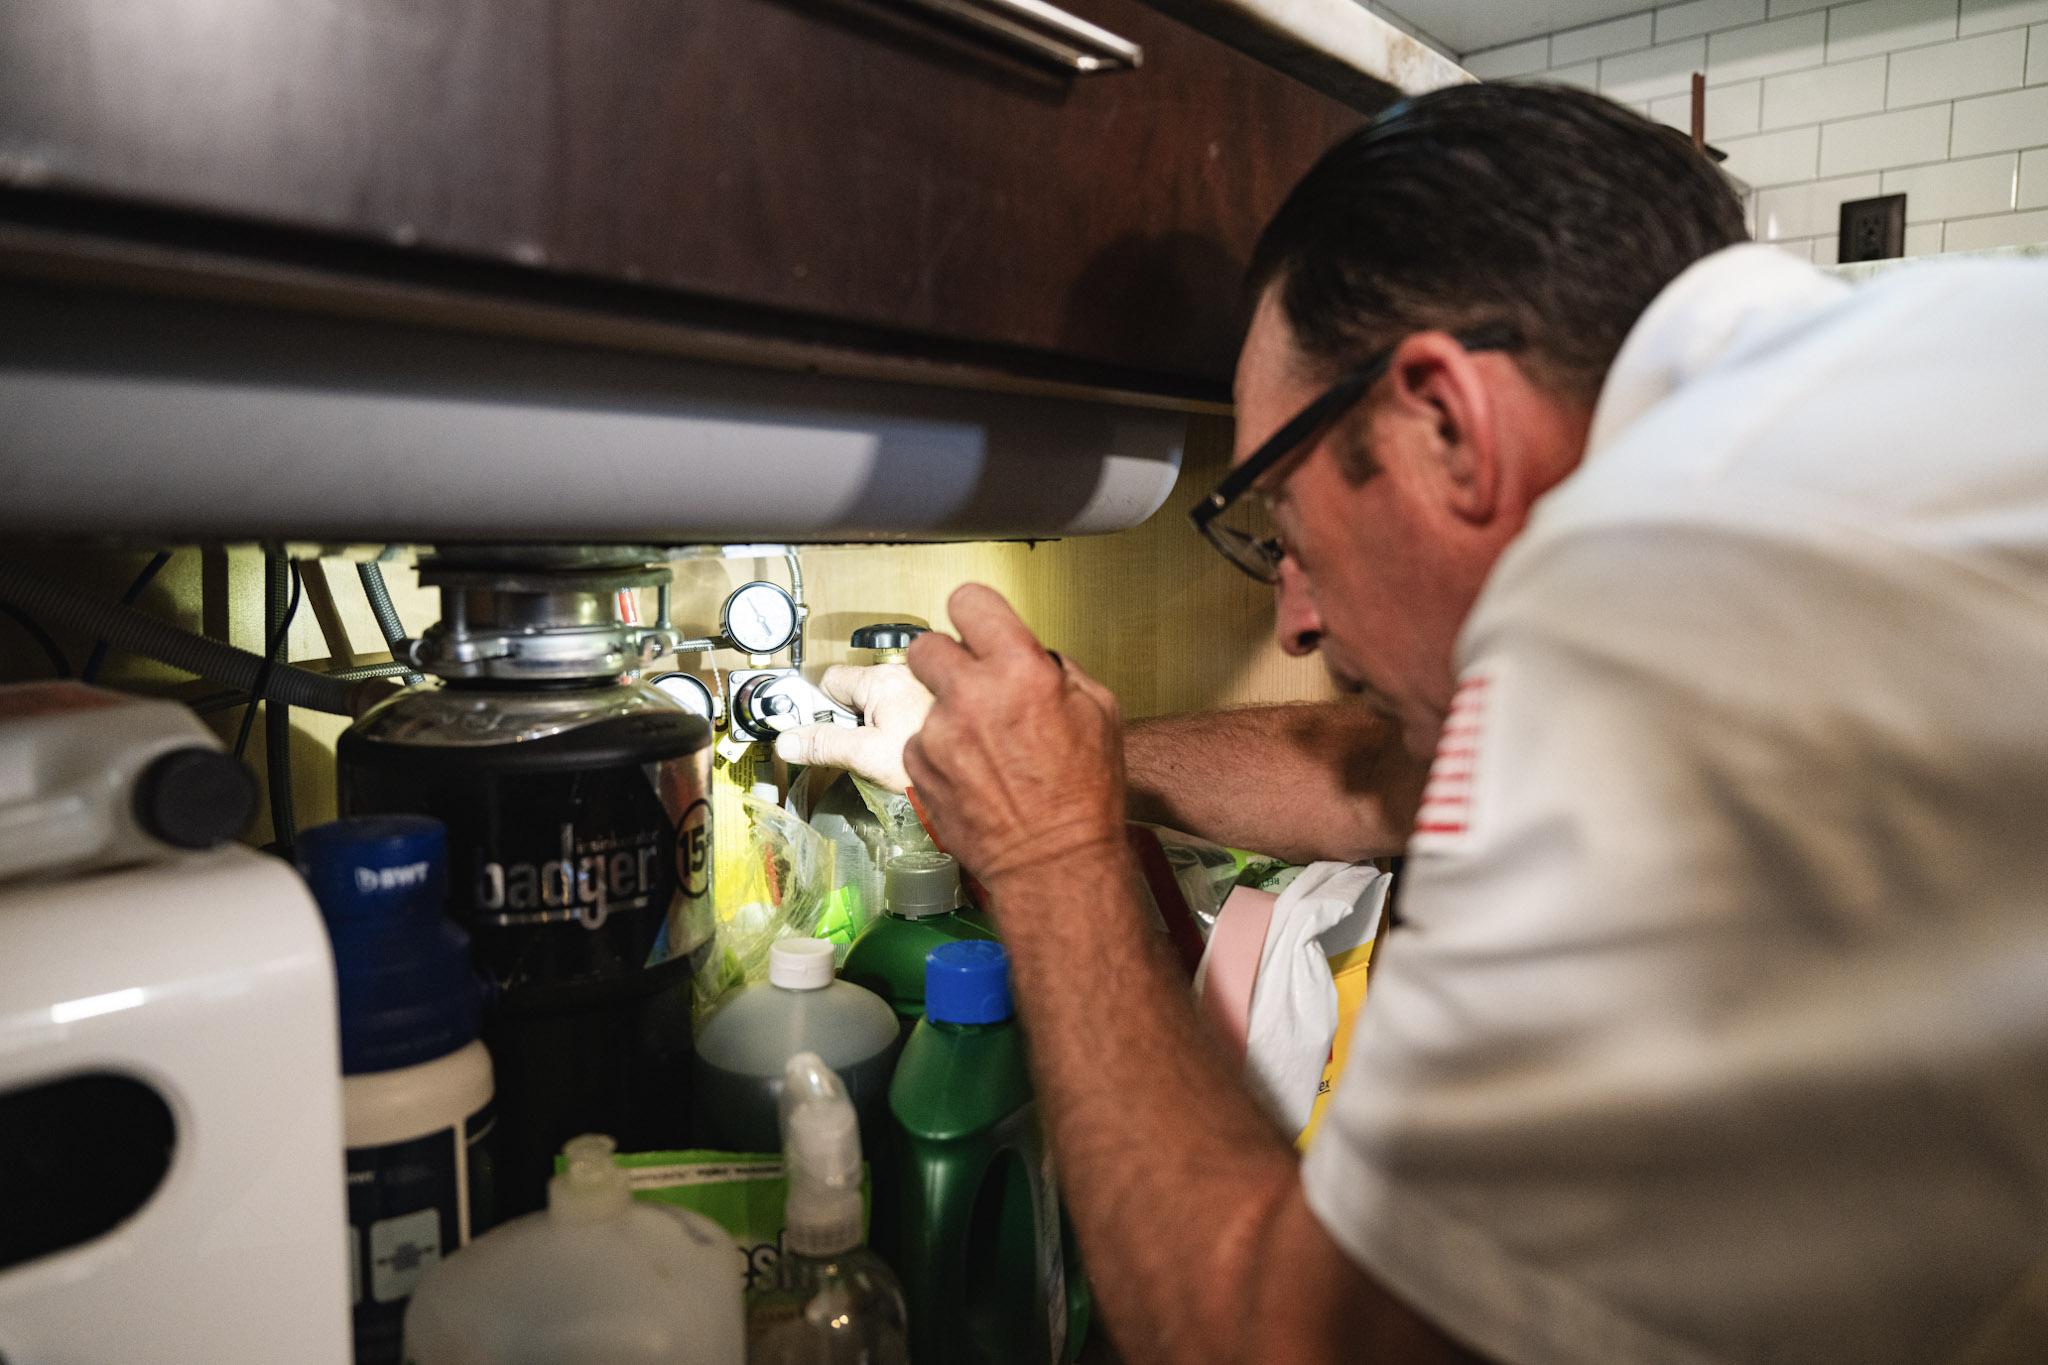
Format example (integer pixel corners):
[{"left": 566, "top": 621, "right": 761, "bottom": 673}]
[
  {"left": 1828, "top": 0, "right": 1960, "bottom": 64},
  {"left": 1762, "top": 56, "right": 1888, "bottom": 126},
  {"left": 1950, "top": 83, "right": 2048, "bottom": 151},
  {"left": 1819, "top": 103, "right": 1953, "bottom": 173},
  {"left": 2021, "top": 147, "right": 2048, "bottom": 205},
  {"left": 1888, "top": 29, "right": 2027, "bottom": 104},
  {"left": 1651, "top": 79, "right": 1764, "bottom": 135},
  {"left": 1883, "top": 151, "right": 2021, "bottom": 216},
  {"left": 1601, "top": 37, "right": 1708, "bottom": 100},
  {"left": 1942, "top": 204, "right": 2048, "bottom": 245},
  {"left": 1555, "top": 12, "right": 1656, "bottom": 65},
  {"left": 1492, "top": 0, "right": 2048, "bottom": 264},
  {"left": 1658, "top": 0, "right": 1770, "bottom": 42},
  {"left": 1535, "top": 60, "right": 1605, "bottom": 91},
  {"left": 1464, "top": 37, "right": 1552, "bottom": 80},
  {"left": 1958, "top": 0, "right": 2048, "bottom": 36},
  {"left": 1720, "top": 124, "right": 1823, "bottom": 182},
  {"left": 1813, "top": 232, "right": 1843, "bottom": 263},
  {"left": 1756, "top": 172, "right": 1883, "bottom": 236},
  {"left": 1710, "top": 12, "right": 1826, "bottom": 80}
]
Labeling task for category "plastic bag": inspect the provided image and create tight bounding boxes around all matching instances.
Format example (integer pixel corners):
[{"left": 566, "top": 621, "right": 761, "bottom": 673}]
[
  {"left": 787, "top": 767, "right": 940, "bottom": 950},
  {"left": 1144, "top": 825, "right": 1301, "bottom": 941},
  {"left": 696, "top": 791, "right": 836, "bottom": 1022}
]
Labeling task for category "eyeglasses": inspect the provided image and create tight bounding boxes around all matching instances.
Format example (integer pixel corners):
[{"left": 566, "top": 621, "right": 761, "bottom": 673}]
[{"left": 1190, "top": 324, "right": 1522, "bottom": 584}]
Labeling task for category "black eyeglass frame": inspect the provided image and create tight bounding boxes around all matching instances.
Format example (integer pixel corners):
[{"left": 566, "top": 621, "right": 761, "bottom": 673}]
[{"left": 1190, "top": 323, "right": 1523, "bottom": 583}]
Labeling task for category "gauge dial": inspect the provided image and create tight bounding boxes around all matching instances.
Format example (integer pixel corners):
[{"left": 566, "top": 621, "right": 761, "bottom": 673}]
[
  {"left": 722, "top": 581, "right": 799, "bottom": 655},
  {"left": 647, "top": 671, "right": 717, "bottom": 721}
]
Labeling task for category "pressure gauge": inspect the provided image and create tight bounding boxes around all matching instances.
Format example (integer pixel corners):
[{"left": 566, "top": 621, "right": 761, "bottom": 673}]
[
  {"left": 721, "top": 581, "right": 800, "bottom": 655},
  {"left": 647, "top": 670, "right": 718, "bottom": 722}
]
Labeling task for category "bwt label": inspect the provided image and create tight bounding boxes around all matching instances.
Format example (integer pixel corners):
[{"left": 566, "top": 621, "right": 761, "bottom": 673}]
[{"left": 355, "top": 861, "right": 432, "bottom": 894}]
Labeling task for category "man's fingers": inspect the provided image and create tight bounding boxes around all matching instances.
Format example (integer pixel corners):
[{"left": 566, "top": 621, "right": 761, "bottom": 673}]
[
  {"left": 1066, "top": 662, "right": 1121, "bottom": 720},
  {"left": 814, "top": 664, "right": 875, "bottom": 713},
  {"left": 774, "top": 722, "right": 881, "bottom": 777},
  {"left": 947, "top": 584, "right": 1044, "bottom": 662},
  {"left": 907, "top": 629, "right": 972, "bottom": 697}
]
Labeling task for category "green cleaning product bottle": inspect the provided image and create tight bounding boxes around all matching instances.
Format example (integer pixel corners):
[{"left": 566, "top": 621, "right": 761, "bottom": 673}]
[
  {"left": 842, "top": 852, "right": 994, "bottom": 1039},
  {"left": 886, "top": 942, "right": 1084, "bottom": 1365},
  {"left": 749, "top": 1051, "right": 911, "bottom": 1364}
]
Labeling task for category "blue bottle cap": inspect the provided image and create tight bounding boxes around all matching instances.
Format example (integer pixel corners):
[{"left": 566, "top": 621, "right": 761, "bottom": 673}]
[
  {"left": 296, "top": 816, "right": 480, "bottom": 1074},
  {"left": 924, "top": 940, "right": 1013, "bottom": 1026},
  {"left": 295, "top": 816, "right": 447, "bottom": 916}
]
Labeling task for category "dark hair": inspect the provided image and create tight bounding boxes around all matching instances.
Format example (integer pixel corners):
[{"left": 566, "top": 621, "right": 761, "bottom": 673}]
[{"left": 1248, "top": 83, "right": 1749, "bottom": 404}]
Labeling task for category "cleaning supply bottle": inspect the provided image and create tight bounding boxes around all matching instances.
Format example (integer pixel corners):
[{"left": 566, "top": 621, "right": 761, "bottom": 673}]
[
  {"left": 402, "top": 1133, "right": 743, "bottom": 1364},
  {"left": 886, "top": 942, "right": 1081, "bottom": 1365},
  {"left": 749, "top": 1052, "right": 910, "bottom": 1364},
  {"left": 693, "top": 937, "right": 899, "bottom": 1153},
  {"left": 297, "top": 815, "right": 494, "bottom": 1365},
  {"left": 841, "top": 852, "right": 994, "bottom": 1039}
]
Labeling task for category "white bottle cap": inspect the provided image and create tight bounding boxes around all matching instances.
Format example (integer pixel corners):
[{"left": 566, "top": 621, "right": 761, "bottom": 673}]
[
  {"left": 769, "top": 936, "right": 835, "bottom": 990},
  {"left": 547, "top": 1133, "right": 631, "bottom": 1223}
]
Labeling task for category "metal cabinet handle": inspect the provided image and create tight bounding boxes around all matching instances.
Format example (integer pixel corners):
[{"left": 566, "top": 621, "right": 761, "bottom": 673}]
[{"left": 892, "top": 0, "right": 1143, "bottom": 73}]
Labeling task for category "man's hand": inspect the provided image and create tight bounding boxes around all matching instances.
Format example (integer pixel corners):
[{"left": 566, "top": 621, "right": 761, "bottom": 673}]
[
  {"left": 773, "top": 663, "right": 933, "bottom": 793},
  {"left": 902, "top": 584, "right": 1126, "bottom": 892}
]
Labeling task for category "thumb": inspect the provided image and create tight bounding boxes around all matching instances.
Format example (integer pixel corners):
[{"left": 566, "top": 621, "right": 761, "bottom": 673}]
[{"left": 774, "top": 721, "right": 862, "bottom": 770}]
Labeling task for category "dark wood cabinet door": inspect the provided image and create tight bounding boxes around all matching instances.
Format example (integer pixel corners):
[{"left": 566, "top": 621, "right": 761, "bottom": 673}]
[{"left": 0, "top": 0, "right": 1372, "bottom": 391}]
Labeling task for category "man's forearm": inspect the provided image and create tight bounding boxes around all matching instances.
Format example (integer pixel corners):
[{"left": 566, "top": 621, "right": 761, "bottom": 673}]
[
  {"left": 994, "top": 848, "right": 1322, "bottom": 1364},
  {"left": 991, "top": 848, "right": 1469, "bottom": 1365},
  {"left": 1123, "top": 702, "right": 1423, "bottom": 862}
]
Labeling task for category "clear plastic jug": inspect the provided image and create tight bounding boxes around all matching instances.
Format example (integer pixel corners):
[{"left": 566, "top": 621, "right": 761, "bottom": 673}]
[{"left": 402, "top": 1133, "right": 744, "bottom": 1365}]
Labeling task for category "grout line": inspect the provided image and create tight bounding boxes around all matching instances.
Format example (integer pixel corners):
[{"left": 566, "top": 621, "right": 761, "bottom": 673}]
[
  {"left": 1476, "top": 8, "right": 2046, "bottom": 70},
  {"left": 1535, "top": 21, "right": 2036, "bottom": 81}
]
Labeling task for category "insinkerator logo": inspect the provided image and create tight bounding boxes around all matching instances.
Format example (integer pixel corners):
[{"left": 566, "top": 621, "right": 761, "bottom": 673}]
[{"left": 474, "top": 824, "right": 665, "bottom": 929}]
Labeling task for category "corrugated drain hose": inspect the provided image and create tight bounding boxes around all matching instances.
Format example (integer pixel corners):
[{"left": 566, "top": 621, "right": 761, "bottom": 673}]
[
  {"left": 356, "top": 561, "right": 427, "bottom": 686},
  {"left": 0, "top": 560, "right": 356, "bottom": 716}
]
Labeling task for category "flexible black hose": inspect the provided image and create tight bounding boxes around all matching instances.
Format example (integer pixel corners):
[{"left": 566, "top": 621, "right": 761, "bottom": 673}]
[
  {"left": 356, "top": 561, "right": 426, "bottom": 686},
  {"left": 0, "top": 561, "right": 354, "bottom": 715},
  {"left": 235, "top": 559, "right": 300, "bottom": 762},
  {"left": 1, "top": 602, "right": 72, "bottom": 677},
  {"left": 81, "top": 550, "right": 173, "bottom": 684},
  {"left": 263, "top": 555, "right": 297, "bottom": 857}
]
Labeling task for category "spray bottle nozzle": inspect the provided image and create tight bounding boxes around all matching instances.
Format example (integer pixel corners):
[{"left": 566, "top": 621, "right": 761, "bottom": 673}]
[
  {"left": 779, "top": 1051, "right": 865, "bottom": 1258},
  {"left": 548, "top": 1132, "right": 632, "bottom": 1223}
]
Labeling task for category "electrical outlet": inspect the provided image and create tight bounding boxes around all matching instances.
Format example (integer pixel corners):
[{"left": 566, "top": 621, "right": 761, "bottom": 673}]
[{"left": 1839, "top": 194, "right": 1906, "bottom": 263}]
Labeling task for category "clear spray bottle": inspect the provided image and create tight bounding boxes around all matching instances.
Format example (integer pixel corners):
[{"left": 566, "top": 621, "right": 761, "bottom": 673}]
[{"left": 750, "top": 1051, "right": 911, "bottom": 1364}]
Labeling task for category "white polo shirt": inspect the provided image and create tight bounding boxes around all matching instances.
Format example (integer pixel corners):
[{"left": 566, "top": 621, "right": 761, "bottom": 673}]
[{"left": 1300, "top": 244, "right": 2048, "bottom": 1365}]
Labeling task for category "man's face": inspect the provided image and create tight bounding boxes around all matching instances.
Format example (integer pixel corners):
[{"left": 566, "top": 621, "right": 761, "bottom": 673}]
[{"left": 1230, "top": 292, "right": 1478, "bottom": 761}]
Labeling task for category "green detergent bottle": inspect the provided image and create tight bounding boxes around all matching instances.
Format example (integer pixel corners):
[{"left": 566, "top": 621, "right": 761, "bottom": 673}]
[
  {"left": 886, "top": 941, "right": 1087, "bottom": 1365},
  {"left": 842, "top": 852, "right": 994, "bottom": 1041}
]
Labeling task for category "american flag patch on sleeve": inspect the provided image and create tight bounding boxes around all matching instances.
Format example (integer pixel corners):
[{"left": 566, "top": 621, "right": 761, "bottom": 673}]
[{"left": 1410, "top": 673, "right": 1488, "bottom": 851}]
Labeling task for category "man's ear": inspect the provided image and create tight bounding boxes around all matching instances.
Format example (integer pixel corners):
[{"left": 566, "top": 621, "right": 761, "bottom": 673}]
[{"left": 1386, "top": 332, "right": 1499, "bottom": 527}]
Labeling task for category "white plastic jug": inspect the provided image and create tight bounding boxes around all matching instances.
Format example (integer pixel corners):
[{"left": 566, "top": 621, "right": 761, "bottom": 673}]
[{"left": 403, "top": 1134, "right": 744, "bottom": 1365}]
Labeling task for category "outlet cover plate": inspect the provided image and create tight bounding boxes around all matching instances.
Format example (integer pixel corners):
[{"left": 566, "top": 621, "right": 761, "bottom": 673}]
[{"left": 1840, "top": 194, "right": 1906, "bottom": 263}]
